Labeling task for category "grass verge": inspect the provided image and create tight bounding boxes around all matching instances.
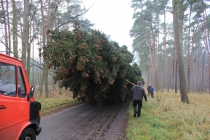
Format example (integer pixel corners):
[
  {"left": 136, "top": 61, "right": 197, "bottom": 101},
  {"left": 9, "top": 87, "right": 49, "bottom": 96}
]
[
  {"left": 35, "top": 97, "right": 79, "bottom": 116},
  {"left": 126, "top": 91, "right": 210, "bottom": 140}
]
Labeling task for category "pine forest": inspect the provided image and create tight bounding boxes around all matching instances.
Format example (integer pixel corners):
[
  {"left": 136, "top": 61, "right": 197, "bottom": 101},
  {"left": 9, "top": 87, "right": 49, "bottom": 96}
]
[{"left": 0, "top": 0, "right": 210, "bottom": 104}]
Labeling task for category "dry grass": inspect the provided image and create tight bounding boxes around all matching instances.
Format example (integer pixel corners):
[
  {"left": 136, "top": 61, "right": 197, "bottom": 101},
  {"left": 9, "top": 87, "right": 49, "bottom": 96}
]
[
  {"left": 126, "top": 91, "right": 210, "bottom": 140},
  {"left": 34, "top": 89, "right": 78, "bottom": 116},
  {"left": 35, "top": 97, "right": 78, "bottom": 116},
  {"left": 34, "top": 87, "right": 73, "bottom": 98}
]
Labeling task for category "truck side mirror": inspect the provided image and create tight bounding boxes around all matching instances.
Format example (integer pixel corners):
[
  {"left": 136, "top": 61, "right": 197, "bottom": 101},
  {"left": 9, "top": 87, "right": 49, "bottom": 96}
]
[{"left": 29, "top": 86, "right": 35, "bottom": 98}]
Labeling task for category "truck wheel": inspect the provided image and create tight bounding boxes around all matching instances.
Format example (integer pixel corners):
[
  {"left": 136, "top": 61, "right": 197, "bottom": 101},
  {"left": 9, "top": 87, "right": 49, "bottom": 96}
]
[{"left": 19, "top": 128, "right": 36, "bottom": 140}]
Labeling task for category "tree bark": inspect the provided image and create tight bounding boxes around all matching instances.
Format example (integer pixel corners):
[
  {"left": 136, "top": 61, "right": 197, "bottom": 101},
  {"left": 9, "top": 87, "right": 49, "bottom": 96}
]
[
  {"left": 12, "top": 0, "right": 18, "bottom": 58},
  {"left": 150, "top": 22, "right": 159, "bottom": 91},
  {"left": 1, "top": 0, "right": 9, "bottom": 54},
  {"left": 187, "top": 5, "right": 192, "bottom": 93},
  {"left": 172, "top": 43, "right": 176, "bottom": 90},
  {"left": 202, "top": 0, "right": 210, "bottom": 94},
  {"left": 6, "top": 0, "right": 11, "bottom": 55},
  {"left": 201, "top": 51, "right": 205, "bottom": 91},
  {"left": 22, "top": 0, "right": 29, "bottom": 68},
  {"left": 209, "top": 55, "right": 210, "bottom": 94},
  {"left": 26, "top": 35, "right": 31, "bottom": 79},
  {"left": 39, "top": 0, "right": 46, "bottom": 98},
  {"left": 175, "top": 57, "right": 177, "bottom": 93},
  {"left": 39, "top": 0, "right": 50, "bottom": 97},
  {"left": 44, "top": 0, "right": 51, "bottom": 98},
  {"left": 172, "top": 0, "right": 189, "bottom": 103},
  {"left": 32, "top": 21, "right": 35, "bottom": 85},
  {"left": 196, "top": 47, "right": 200, "bottom": 92},
  {"left": 163, "top": 11, "right": 169, "bottom": 92}
]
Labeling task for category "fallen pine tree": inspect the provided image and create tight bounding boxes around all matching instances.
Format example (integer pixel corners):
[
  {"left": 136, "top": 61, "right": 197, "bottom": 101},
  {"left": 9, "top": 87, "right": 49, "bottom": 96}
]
[{"left": 44, "top": 28, "right": 144, "bottom": 105}]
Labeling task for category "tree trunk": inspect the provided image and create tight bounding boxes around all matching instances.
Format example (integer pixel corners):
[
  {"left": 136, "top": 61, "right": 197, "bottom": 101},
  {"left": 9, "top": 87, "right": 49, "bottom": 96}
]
[
  {"left": 6, "top": 0, "right": 11, "bottom": 55},
  {"left": 196, "top": 47, "right": 200, "bottom": 92},
  {"left": 163, "top": 11, "right": 169, "bottom": 92},
  {"left": 192, "top": 60, "right": 195, "bottom": 91},
  {"left": 26, "top": 36, "right": 31, "bottom": 79},
  {"left": 150, "top": 22, "right": 158, "bottom": 92},
  {"left": 175, "top": 58, "right": 177, "bottom": 93},
  {"left": 1, "top": 0, "right": 9, "bottom": 54},
  {"left": 39, "top": 0, "right": 45, "bottom": 98},
  {"left": 38, "top": 34, "right": 42, "bottom": 97},
  {"left": 209, "top": 55, "right": 210, "bottom": 94},
  {"left": 202, "top": 0, "right": 210, "bottom": 94},
  {"left": 201, "top": 51, "right": 205, "bottom": 92},
  {"left": 32, "top": 21, "right": 35, "bottom": 85},
  {"left": 172, "top": 0, "right": 189, "bottom": 103},
  {"left": 187, "top": 5, "right": 192, "bottom": 93},
  {"left": 12, "top": 0, "right": 18, "bottom": 59},
  {"left": 44, "top": 0, "right": 51, "bottom": 98},
  {"left": 172, "top": 43, "right": 175, "bottom": 90},
  {"left": 145, "top": 34, "right": 154, "bottom": 86},
  {"left": 147, "top": 70, "right": 150, "bottom": 86},
  {"left": 53, "top": 0, "right": 58, "bottom": 29},
  {"left": 39, "top": 0, "right": 50, "bottom": 97},
  {"left": 22, "top": 0, "right": 29, "bottom": 67}
]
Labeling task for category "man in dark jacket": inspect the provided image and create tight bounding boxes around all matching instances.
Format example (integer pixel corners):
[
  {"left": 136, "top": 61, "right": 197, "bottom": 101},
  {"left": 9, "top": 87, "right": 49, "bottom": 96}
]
[
  {"left": 147, "top": 84, "right": 152, "bottom": 96},
  {"left": 131, "top": 81, "right": 147, "bottom": 117}
]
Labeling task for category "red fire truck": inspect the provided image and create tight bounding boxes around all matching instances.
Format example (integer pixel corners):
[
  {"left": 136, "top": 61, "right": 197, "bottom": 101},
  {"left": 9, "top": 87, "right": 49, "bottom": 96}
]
[{"left": 0, "top": 53, "right": 41, "bottom": 140}]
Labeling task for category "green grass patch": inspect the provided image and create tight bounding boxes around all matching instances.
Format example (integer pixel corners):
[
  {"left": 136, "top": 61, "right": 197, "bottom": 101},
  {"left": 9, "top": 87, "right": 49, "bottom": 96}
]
[
  {"left": 35, "top": 97, "right": 78, "bottom": 116},
  {"left": 126, "top": 91, "right": 210, "bottom": 140}
]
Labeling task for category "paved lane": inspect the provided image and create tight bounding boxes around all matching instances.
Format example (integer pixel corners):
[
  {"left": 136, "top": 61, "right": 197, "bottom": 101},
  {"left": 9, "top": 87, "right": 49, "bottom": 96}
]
[{"left": 37, "top": 102, "right": 129, "bottom": 140}]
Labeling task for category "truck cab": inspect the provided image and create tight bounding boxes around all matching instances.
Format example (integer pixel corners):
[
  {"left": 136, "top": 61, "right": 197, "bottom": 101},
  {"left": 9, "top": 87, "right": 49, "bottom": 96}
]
[{"left": 0, "top": 53, "right": 41, "bottom": 140}]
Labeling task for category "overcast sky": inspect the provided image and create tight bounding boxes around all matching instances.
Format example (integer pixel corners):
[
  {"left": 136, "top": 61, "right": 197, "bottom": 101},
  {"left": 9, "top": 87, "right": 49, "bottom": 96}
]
[
  {"left": 0, "top": 0, "right": 134, "bottom": 55},
  {"left": 84, "top": 0, "right": 134, "bottom": 52}
]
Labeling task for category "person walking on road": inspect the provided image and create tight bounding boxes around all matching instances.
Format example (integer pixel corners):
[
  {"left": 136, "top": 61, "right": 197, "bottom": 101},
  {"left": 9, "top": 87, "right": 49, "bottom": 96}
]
[{"left": 130, "top": 81, "right": 147, "bottom": 117}]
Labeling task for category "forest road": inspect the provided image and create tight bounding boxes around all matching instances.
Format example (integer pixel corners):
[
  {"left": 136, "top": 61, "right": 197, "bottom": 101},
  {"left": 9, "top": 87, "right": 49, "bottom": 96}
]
[{"left": 37, "top": 101, "right": 129, "bottom": 140}]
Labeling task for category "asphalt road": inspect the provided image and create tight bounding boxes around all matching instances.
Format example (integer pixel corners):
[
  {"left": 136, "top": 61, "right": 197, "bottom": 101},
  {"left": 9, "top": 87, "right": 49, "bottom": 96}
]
[{"left": 37, "top": 102, "right": 129, "bottom": 140}]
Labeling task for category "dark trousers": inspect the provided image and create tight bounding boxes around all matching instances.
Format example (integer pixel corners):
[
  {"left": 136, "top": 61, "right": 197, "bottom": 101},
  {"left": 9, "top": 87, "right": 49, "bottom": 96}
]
[
  {"left": 151, "top": 92, "right": 154, "bottom": 98},
  {"left": 133, "top": 100, "right": 142, "bottom": 117}
]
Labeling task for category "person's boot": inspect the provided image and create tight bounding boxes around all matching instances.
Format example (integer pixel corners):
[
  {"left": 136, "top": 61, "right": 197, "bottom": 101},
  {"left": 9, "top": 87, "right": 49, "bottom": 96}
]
[
  {"left": 137, "top": 111, "right": 141, "bottom": 117},
  {"left": 134, "top": 111, "right": 136, "bottom": 117},
  {"left": 133, "top": 107, "right": 137, "bottom": 117}
]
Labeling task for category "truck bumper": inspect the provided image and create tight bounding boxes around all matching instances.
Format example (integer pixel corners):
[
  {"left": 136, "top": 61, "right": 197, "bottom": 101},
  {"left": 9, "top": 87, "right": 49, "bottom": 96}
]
[{"left": 36, "top": 127, "right": 42, "bottom": 135}]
